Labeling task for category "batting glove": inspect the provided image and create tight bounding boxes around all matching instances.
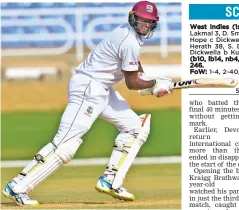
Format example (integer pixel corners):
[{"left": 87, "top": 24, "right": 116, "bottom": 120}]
[{"left": 138, "top": 77, "right": 173, "bottom": 98}]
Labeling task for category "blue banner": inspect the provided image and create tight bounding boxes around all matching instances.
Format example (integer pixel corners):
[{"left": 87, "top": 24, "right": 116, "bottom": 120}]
[{"left": 1, "top": 3, "right": 181, "bottom": 48}]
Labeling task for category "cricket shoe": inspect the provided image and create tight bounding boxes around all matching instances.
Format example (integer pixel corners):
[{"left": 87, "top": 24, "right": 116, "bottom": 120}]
[
  {"left": 95, "top": 176, "right": 135, "bottom": 201},
  {"left": 2, "top": 181, "right": 39, "bottom": 206}
]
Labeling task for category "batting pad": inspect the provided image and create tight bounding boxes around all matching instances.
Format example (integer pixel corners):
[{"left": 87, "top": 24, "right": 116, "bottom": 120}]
[
  {"left": 12, "top": 137, "right": 82, "bottom": 194},
  {"left": 112, "top": 114, "right": 151, "bottom": 189}
]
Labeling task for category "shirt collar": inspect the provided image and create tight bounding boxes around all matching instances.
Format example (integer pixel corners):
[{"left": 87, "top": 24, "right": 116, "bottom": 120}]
[{"left": 128, "top": 24, "right": 144, "bottom": 46}]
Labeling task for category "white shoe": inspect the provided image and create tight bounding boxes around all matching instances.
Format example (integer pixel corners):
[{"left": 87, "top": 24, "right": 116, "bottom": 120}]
[
  {"left": 95, "top": 176, "right": 135, "bottom": 201},
  {"left": 2, "top": 181, "right": 39, "bottom": 206}
]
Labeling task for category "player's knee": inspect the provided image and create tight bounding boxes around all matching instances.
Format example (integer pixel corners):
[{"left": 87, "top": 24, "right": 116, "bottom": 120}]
[
  {"left": 53, "top": 121, "right": 89, "bottom": 146},
  {"left": 131, "top": 115, "right": 142, "bottom": 132},
  {"left": 138, "top": 114, "right": 151, "bottom": 145},
  {"left": 55, "top": 137, "right": 83, "bottom": 164},
  {"left": 113, "top": 114, "right": 151, "bottom": 154},
  {"left": 34, "top": 142, "right": 57, "bottom": 164},
  {"left": 113, "top": 139, "right": 124, "bottom": 151}
]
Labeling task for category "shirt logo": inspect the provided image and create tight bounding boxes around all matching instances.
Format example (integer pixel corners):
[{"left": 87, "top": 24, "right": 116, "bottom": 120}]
[
  {"left": 87, "top": 106, "right": 93, "bottom": 114},
  {"left": 146, "top": 5, "right": 153, "bottom": 13},
  {"left": 85, "top": 106, "right": 93, "bottom": 116},
  {"left": 129, "top": 62, "right": 138, "bottom": 65}
]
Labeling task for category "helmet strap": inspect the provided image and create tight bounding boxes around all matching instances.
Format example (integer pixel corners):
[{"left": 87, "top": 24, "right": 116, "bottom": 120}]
[
  {"left": 128, "top": 11, "right": 136, "bottom": 27},
  {"left": 128, "top": 11, "right": 157, "bottom": 39}
]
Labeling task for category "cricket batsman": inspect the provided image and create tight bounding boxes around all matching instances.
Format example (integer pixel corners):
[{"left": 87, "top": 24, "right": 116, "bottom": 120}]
[{"left": 3, "top": 1, "right": 173, "bottom": 206}]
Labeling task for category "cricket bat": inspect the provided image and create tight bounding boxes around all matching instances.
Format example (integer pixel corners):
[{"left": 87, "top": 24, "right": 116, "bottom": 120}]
[
  {"left": 138, "top": 78, "right": 238, "bottom": 96},
  {"left": 172, "top": 78, "right": 238, "bottom": 89}
]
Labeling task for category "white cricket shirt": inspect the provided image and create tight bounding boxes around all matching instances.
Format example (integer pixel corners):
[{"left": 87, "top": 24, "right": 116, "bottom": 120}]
[{"left": 75, "top": 23, "right": 144, "bottom": 89}]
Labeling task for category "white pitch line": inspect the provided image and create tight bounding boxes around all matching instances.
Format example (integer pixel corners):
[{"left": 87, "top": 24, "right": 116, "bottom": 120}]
[{"left": 1, "top": 156, "right": 181, "bottom": 168}]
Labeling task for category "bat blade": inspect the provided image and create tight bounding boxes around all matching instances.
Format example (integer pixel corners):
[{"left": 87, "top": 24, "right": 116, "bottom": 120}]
[{"left": 172, "top": 78, "right": 238, "bottom": 89}]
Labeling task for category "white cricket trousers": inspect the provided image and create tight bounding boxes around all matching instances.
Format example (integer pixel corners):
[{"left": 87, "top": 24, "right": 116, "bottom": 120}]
[
  {"left": 11, "top": 72, "right": 143, "bottom": 194},
  {"left": 52, "top": 72, "right": 142, "bottom": 147}
]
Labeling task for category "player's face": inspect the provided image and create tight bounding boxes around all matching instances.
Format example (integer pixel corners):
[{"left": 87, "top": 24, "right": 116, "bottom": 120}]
[{"left": 135, "top": 16, "right": 156, "bottom": 36}]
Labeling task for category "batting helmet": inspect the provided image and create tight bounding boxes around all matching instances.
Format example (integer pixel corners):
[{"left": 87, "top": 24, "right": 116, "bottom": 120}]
[{"left": 129, "top": 1, "right": 159, "bottom": 38}]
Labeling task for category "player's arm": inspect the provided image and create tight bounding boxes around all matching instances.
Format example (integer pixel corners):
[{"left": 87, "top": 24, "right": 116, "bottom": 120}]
[
  {"left": 120, "top": 43, "right": 172, "bottom": 96},
  {"left": 123, "top": 70, "right": 155, "bottom": 90},
  {"left": 138, "top": 61, "right": 144, "bottom": 72},
  {"left": 123, "top": 70, "right": 173, "bottom": 98},
  {"left": 121, "top": 51, "right": 154, "bottom": 90}
]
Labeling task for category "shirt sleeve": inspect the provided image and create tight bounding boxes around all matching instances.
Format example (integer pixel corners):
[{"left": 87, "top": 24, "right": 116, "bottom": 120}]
[{"left": 120, "top": 42, "right": 140, "bottom": 71}]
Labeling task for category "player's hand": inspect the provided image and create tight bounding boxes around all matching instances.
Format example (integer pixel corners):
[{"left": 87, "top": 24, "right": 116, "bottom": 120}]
[
  {"left": 138, "top": 87, "right": 172, "bottom": 97},
  {"left": 152, "top": 77, "right": 173, "bottom": 97},
  {"left": 138, "top": 77, "right": 173, "bottom": 97},
  {"left": 138, "top": 88, "right": 153, "bottom": 95}
]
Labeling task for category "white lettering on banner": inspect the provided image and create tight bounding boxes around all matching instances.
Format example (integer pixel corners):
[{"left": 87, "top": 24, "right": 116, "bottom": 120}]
[
  {"left": 225, "top": 6, "right": 239, "bottom": 18},
  {"left": 1, "top": 5, "right": 181, "bottom": 60}
]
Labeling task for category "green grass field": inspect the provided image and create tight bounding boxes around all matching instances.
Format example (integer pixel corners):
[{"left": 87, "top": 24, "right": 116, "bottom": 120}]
[
  {"left": 1, "top": 164, "right": 181, "bottom": 209},
  {"left": 1, "top": 109, "right": 181, "bottom": 160}
]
